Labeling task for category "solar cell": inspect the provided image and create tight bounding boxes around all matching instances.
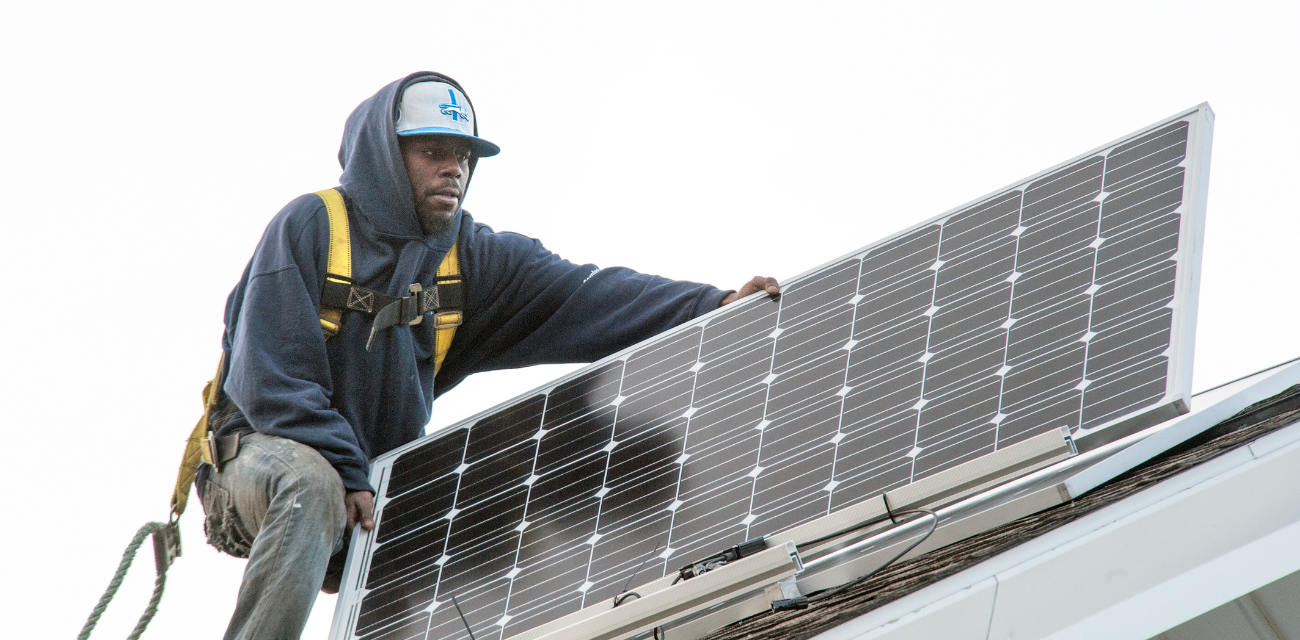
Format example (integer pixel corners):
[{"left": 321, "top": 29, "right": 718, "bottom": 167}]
[{"left": 330, "top": 105, "right": 1212, "bottom": 640}]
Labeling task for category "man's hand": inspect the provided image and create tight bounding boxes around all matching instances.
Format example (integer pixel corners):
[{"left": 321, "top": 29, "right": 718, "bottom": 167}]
[
  {"left": 345, "top": 490, "right": 375, "bottom": 532},
  {"left": 720, "top": 276, "right": 781, "bottom": 306}
]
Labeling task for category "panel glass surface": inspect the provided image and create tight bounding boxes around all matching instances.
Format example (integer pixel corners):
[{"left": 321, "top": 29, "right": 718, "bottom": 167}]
[{"left": 334, "top": 113, "right": 1206, "bottom": 640}]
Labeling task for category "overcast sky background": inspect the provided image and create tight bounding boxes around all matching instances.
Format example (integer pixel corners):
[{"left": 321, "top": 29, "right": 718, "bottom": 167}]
[{"left": 2, "top": 1, "right": 1298, "bottom": 638}]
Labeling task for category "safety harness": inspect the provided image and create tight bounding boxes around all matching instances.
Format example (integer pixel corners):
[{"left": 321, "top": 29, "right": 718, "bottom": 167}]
[{"left": 169, "top": 187, "right": 464, "bottom": 518}]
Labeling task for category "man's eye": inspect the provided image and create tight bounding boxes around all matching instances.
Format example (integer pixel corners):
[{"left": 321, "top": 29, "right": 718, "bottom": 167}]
[{"left": 418, "top": 147, "right": 471, "bottom": 162}]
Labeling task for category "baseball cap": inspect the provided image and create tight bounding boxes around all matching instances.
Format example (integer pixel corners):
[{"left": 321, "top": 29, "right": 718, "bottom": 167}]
[{"left": 394, "top": 80, "right": 501, "bottom": 157}]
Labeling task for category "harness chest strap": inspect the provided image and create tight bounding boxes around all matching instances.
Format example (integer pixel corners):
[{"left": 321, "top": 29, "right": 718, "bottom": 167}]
[{"left": 313, "top": 189, "right": 464, "bottom": 356}]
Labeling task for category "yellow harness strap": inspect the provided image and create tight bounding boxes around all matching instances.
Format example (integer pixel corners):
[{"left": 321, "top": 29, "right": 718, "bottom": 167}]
[
  {"left": 169, "top": 188, "right": 462, "bottom": 516},
  {"left": 170, "top": 353, "right": 224, "bottom": 516},
  {"left": 316, "top": 188, "right": 352, "bottom": 338},
  {"left": 434, "top": 243, "right": 461, "bottom": 375}
]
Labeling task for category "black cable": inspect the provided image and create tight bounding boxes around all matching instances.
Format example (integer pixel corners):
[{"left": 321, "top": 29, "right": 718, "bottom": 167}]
[
  {"left": 799, "top": 512, "right": 895, "bottom": 549},
  {"left": 805, "top": 508, "right": 938, "bottom": 604},
  {"left": 1193, "top": 355, "right": 1300, "bottom": 398},
  {"left": 613, "top": 540, "right": 664, "bottom": 607},
  {"left": 451, "top": 594, "right": 476, "bottom": 640}
]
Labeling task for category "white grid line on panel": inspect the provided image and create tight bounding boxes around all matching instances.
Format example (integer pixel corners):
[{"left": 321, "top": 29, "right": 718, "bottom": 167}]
[
  {"left": 824, "top": 256, "right": 866, "bottom": 514},
  {"left": 909, "top": 226, "right": 947, "bottom": 482},
  {"left": 577, "top": 363, "right": 629, "bottom": 610},
  {"left": 429, "top": 431, "right": 472, "bottom": 608},
  {"left": 992, "top": 190, "right": 1027, "bottom": 446},
  {"left": 1074, "top": 151, "right": 1109, "bottom": 432},
  {"left": 662, "top": 329, "right": 708, "bottom": 573},
  {"left": 742, "top": 290, "right": 786, "bottom": 540},
  {"left": 498, "top": 392, "right": 550, "bottom": 627}
]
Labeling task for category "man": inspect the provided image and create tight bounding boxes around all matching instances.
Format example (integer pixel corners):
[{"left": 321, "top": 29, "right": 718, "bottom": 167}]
[{"left": 198, "top": 71, "right": 780, "bottom": 639}]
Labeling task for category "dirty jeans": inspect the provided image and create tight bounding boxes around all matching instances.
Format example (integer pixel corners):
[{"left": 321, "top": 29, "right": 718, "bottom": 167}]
[{"left": 200, "top": 432, "right": 347, "bottom": 640}]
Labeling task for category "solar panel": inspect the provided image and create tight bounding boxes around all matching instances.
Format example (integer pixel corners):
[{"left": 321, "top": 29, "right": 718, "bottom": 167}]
[{"left": 329, "top": 104, "right": 1212, "bottom": 640}]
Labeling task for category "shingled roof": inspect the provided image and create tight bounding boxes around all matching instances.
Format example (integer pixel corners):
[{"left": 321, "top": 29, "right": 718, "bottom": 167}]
[{"left": 702, "top": 385, "right": 1300, "bottom": 640}]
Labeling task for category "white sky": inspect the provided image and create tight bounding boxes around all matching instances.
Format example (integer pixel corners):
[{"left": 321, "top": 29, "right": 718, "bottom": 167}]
[{"left": 2, "top": 1, "right": 1297, "bottom": 638}]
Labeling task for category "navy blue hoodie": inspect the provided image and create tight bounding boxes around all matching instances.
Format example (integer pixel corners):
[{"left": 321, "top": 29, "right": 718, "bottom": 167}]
[{"left": 213, "top": 72, "right": 728, "bottom": 494}]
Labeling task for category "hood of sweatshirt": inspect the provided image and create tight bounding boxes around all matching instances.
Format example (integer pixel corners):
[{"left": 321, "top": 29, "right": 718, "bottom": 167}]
[{"left": 338, "top": 71, "right": 483, "bottom": 242}]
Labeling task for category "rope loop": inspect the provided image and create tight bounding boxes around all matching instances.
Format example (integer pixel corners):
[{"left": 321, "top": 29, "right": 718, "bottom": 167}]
[{"left": 77, "top": 521, "right": 170, "bottom": 640}]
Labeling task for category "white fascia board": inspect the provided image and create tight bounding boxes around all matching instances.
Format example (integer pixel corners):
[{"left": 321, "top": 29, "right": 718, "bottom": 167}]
[
  {"left": 987, "top": 427, "right": 1300, "bottom": 639},
  {"left": 818, "top": 578, "right": 1000, "bottom": 640},
  {"left": 808, "top": 419, "right": 1300, "bottom": 640},
  {"left": 1038, "top": 501, "right": 1300, "bottom": 640}
]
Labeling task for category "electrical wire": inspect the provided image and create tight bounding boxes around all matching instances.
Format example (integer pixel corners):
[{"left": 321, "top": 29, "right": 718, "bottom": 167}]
[
  {"left": 613, "top": 540, "right": 664, "bottom": 607},
  {"left": 798, "top": 512, "right": 896, "bottom": 550},
  {"left": 804, "top": 508, "right": 938, "bottom": 604},
  {"left": 451, "top": 594, "right": 476, "bottom": 640}
]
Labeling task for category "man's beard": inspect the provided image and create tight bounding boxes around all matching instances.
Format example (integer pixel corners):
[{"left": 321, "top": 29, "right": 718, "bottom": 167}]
[{"left": 416, "top": 205, "right": 455, "bottom": 236}]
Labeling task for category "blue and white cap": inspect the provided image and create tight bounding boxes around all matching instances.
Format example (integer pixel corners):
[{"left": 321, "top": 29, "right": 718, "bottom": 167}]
[{"left": 395, "top": 80, "right": 501, "bottom": 157}]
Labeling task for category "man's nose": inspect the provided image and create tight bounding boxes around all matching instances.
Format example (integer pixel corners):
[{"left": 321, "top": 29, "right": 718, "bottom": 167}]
[{"left": 437, "top": 155, "right": 463, "bottom": 179}]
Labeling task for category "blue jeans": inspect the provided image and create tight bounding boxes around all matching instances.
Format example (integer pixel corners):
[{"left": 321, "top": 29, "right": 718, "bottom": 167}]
[{"left": 201, "top": 432, "right": 347, "bottom": 640}]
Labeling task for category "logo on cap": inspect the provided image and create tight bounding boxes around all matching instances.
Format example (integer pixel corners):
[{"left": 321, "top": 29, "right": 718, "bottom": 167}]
[{"left": 440, "top": 89, "right": 469, "bottom": 122}]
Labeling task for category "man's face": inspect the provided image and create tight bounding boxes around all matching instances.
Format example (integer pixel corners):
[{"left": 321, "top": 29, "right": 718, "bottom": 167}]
[{"left": 399, "top": 135, "right": 473, "bottom": 236}]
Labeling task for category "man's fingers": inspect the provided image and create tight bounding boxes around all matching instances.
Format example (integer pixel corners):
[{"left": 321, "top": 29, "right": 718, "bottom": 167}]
[
  {"left": 347, "top": 498, "right": 360, "bottom": 530},
  {"left": 358, "top": 492, "right": 375, "bottom": 531},
  {"left": 742, "top": 275, "right": 780, "bottom": 297},
  {"left": 720, "top": 276, "right": 782, "bottom": 307},
  {"left": 345, "top": 491, "right": 376, "bottom": 532}
]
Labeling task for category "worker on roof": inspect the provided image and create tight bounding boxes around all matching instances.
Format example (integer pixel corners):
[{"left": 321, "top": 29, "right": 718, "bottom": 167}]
[{"left": 197, "top": 71, "right": 780, "bottom": 639}]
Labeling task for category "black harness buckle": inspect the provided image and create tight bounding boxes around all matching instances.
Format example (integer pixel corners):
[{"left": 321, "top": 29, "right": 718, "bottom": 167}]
[
  {"left": 405, "top": 284, "right": 425, "bottom": 326},
  {"left": 206, "top": 430, "right": 243, "bottom": 473},
  {"left": 364, "top": 280, "right": 466, "bottom": 351}
]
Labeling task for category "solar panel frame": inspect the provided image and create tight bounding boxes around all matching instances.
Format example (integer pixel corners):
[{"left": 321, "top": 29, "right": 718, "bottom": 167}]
[{"left": 328, "top": 103, "right": 1214, "bottom": 640}]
